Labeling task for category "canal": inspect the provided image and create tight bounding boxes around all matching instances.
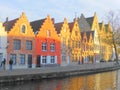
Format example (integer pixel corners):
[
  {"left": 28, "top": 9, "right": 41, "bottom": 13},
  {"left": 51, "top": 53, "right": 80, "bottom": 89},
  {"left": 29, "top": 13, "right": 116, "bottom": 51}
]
[{"left": 0, "top": 69, "right": 120, "bottom": 90}]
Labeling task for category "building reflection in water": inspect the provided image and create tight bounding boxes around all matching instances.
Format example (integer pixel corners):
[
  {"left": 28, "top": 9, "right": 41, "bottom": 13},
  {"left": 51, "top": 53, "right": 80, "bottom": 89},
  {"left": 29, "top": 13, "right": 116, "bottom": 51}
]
[{"left": 0, "top": 70, "right": 119, "bottom": 90}]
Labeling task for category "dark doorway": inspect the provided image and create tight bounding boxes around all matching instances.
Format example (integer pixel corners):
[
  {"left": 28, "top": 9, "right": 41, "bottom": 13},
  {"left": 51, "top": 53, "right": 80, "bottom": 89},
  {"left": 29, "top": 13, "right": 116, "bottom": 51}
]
[
  {"left": 36, "top": 55, "right": 41, "bottom": 67},
  {"left": 28, "top": 54, "right": 32, "bottom": 68}
]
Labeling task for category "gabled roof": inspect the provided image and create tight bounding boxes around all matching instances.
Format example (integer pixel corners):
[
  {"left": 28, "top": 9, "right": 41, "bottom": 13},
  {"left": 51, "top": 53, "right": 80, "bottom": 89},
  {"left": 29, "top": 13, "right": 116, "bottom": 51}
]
[
  {"left": 30, "top": 18, "right": 55, "bottom": 34},
  {"left": 68, "top": 22, "right": 74, "bottom": 32},
  {"left": 54, "top": 22, "right": 63, "bottom": 34},
  {"left": 78, "top": 14, "right": 91, "bottom": 31},
  {"left": 105, "top": 24, "right": 108, "bottom": 32},
  {"left": 99, "top": 23, "right": 102, "bottom": 30},
  {"left": 3, "top": 18, "right": 18, "bottom": 32},
  {"left": 86, "top": 16, "right": 94, "bottom": 28},
  {"left": 81, "top": 31, "right": 94, "bottom": 41},
  {"left": 30, "top": 19, "right": 45, "bottom": 33}
]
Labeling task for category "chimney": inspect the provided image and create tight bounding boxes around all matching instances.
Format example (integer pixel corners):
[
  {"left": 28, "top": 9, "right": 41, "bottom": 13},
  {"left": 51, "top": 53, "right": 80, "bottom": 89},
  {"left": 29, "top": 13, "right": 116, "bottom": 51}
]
[{"left": 6, "top": 17, "right": 8, "bottom": 22}]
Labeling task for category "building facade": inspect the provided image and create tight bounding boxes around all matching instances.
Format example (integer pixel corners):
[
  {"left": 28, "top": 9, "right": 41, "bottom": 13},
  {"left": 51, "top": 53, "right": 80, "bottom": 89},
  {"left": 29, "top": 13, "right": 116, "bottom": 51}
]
[
  {"left": 4, "top": 12, "right": 35, "bottom": 69},
  {"left": 0, "top": 22, "right": 7, "bottom": 65},
  {"left": 55, "top": 18, "right": 71, "bottom": 66},
  {"left": 69, "top": 19, "right": 82, "bottom": 63},
  {"left": 31, "top": 15, "right": 61, "bottom": 67}
]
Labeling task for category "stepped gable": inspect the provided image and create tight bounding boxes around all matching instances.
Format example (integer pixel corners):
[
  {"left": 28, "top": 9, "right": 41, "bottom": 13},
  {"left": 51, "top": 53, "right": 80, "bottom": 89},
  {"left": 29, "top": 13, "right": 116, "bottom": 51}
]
[
  {"left": 78, "top": 14, "right": 91, "bottom": 31},
  {"left": 54, "top": 22, "right": 63, "bottom": 34},
  {"left": 86, "top": 16, "right": 94, "bottom": 28},
  {"left": 30, "top": 18, "right": 55, "bottom": 34},
  {"left": 3, "top": 18, "right": 18, "bottom": 32},
  {"left": 30, "top": 19, "right": 45, "bottom": 34}
]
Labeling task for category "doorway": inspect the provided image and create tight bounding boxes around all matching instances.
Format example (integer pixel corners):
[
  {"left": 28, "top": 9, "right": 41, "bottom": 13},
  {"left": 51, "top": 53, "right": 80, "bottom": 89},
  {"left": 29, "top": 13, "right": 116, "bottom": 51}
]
[
  {"left": 28, "top": 54, "right": 32, "bottom": 68},
  {"left": 36, "top": 55, "right": 41, "bottom": 67}
]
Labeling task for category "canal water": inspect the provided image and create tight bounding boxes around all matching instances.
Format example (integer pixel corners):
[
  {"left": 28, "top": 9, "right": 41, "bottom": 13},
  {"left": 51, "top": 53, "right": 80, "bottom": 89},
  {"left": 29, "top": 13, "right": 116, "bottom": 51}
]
[{"left": 1, "top": 70, "right": 120, "bottom": 90}]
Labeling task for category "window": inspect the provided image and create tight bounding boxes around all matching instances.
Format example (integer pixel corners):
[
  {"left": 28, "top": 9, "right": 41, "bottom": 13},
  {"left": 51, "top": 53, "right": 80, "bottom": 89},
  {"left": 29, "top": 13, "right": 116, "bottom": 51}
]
[
  {"left": 10, "top": 54, "right": 16, "bottom": 65},
  {"left": 47, "top": 30, "right": 50, "bottom": 37},
  {"left": 26, "top": 40, "right": 32, "bottom": 50},
  {"left": 75, "top": 31, "right": 78, "bottom": 36},
  {"left": 21, "top": 25, "right": 26, "bottom": 34},
  {"left": 42, "top": 42, "right": 47, "bottom": 51},
  {"left": 50, "top": 43, "right": 55, "bottom": 51},
  {"left": 14, "top": 40, "right": 21, "bottom": 50},
  {"left": 20, "top": 54, "right": 25, "bottom": 65},
  {"left": 42, "top": 56, "right": 47, "bottom": 63},
  {"left": 51, "top": 56, "right": 55, "bottom": 63}
]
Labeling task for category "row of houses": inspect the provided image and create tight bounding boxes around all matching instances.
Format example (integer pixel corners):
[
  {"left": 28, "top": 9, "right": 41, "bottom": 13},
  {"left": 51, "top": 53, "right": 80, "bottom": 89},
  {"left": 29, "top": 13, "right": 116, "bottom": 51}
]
[{"left": 0, "top": 12, "right": 113, "bottom": 69}]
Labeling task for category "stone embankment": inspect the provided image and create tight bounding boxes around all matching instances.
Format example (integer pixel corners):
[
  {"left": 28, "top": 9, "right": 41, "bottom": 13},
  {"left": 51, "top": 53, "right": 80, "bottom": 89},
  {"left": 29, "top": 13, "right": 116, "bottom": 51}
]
[{"left": 0, "top": 62, "right": 120, "bottom": 84}]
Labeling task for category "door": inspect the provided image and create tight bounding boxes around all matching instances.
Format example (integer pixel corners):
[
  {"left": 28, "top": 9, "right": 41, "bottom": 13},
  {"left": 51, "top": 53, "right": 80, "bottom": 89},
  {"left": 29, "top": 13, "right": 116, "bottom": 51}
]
[
  {"left": 36, "top": 55, "right": 41, "bottom": 67},
  {"left": 28, "top": 54, "right": 32, "bottom": 68}
]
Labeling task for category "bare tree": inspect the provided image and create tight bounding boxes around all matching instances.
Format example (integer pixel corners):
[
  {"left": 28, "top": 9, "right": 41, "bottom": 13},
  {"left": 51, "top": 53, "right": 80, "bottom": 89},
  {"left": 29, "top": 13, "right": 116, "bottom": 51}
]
[{"left": 106, "top": 10, "right": 120, "bottom": 64}]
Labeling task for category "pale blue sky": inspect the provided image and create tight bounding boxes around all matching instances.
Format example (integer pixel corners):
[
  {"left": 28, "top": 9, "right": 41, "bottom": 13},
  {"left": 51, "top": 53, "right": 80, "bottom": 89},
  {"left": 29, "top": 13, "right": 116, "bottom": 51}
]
[{"left": 0, "top": 0, "right": 119, "bottom": 23}]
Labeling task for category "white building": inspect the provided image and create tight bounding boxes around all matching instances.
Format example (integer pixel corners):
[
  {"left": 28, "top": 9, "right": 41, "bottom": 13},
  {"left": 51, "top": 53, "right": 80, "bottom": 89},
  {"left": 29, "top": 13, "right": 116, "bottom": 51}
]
[{"left": 0, "top": 22, "right": 7, "bottom": 65}]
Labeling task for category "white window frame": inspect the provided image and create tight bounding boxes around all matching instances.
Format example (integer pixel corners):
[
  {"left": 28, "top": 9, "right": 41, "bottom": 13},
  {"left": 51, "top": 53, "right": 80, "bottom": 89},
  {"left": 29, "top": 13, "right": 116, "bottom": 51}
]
[
  {"left": 42, "top": 42, "right": 47, "bottom": 51},
  {"left": 20, "top": 54, "right": 25, "bottom": 65},
  {"left": 50, "top": 43, "right": 55, "bottom": 52},
  {"left": 42, "top": 56, "right": 47, "bottom": 64},
  {"left": 51, "top": 56, "right": 55, "bottom": 64}
]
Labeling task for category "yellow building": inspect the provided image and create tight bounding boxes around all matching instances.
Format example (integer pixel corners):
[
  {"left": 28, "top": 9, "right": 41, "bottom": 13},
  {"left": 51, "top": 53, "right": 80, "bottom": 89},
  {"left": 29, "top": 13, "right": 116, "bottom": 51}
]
[
  {"left": 81, "top": 31, "right": 94, "bottom": 63},
  {"left": 55, "top": 18, "right": 71, "bottom": 66},
  {"left": 99, "top": 21, "right": 106, "bottom": 60},
  {"left": 86, "top": 13, "right": 100, "bottom": 62},
  {"left": 69, "top": 19, "right": 82, "bottom": 63},
  {"left": 104, "top": 23, "right": 113, "bottom": 60},
  {"left": 99, "top": 21, "right": 113, "bottom": 61}
]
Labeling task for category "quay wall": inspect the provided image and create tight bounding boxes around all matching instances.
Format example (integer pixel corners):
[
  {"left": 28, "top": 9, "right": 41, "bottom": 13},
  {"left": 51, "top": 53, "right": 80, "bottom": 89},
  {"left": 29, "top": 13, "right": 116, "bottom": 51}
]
[{"left": 0, "top": 62, "right": 120, "bottom": 84}]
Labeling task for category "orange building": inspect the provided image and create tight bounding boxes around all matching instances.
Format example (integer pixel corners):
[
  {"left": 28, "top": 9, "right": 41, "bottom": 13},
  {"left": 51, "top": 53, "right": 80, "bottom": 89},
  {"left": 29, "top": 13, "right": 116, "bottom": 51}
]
[
  {"left": 31, "top": 15, "right": 61, "bottom": 67},
  {"left": 4, "top": 12, "right": 35, "bottom": 69}
]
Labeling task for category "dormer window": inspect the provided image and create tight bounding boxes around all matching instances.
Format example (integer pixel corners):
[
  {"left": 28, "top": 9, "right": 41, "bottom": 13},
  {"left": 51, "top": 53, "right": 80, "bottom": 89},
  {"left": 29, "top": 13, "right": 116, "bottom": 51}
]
[{"left": 21, "top": 24, "right": 27, "bottom": 34}]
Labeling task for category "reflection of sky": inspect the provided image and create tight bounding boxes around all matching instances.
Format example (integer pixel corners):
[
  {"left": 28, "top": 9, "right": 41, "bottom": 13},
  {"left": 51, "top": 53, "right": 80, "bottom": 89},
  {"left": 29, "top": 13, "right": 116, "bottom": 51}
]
[
  {"left": 0, "top": 70, "right": 119, "bottom": 90},
  {"left": 0, "top": 0, "right": 120, "bottom": 22}
]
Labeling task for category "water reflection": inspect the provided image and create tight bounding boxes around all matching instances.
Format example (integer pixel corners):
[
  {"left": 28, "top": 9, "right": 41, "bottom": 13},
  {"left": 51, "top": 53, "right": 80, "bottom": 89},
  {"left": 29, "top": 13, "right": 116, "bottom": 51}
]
[{"left": 0, "top": 70, "right": 119, "bottom": 90}]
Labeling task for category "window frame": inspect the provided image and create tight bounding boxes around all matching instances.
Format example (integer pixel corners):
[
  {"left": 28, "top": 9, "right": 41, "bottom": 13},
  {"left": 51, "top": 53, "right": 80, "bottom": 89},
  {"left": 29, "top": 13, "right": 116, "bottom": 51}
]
[
  {"left": 20, "top": 54, "right": 25, "bottom": 65},
  {"left": 42, "top": 56, "right": 47, "bottom": 64},
  {"left": 26, "top": 40, "right": 32, "bottom": 50},
  {"left": 14, "top": 39, "right": 21, "bottom": 50},
  {"left": 21, "top": 24, "right": 27, "bottom": 34},
  {"left": 51, "top": 56, "right": 55, "bottom": 64},
  {"left": 50, "top": 43, "right": 55, "bottom": 52},
  {"left": 42, "top": 42, "right": 47, "bottom": 51}
]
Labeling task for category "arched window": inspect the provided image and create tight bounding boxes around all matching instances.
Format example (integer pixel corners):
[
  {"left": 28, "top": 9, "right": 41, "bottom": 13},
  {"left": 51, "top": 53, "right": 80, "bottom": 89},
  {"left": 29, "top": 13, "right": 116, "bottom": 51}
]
[{"left": 21, "top": 24, "right": 26, "bottom": 33}]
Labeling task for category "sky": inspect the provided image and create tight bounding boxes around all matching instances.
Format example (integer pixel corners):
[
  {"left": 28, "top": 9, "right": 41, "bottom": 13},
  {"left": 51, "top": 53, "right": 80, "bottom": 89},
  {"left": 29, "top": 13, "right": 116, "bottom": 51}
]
[{"left": 0, "top": 0, "right": 120, "bottom": 23}]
